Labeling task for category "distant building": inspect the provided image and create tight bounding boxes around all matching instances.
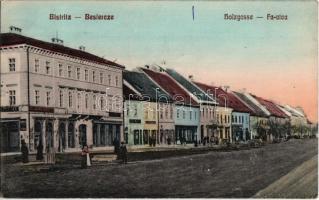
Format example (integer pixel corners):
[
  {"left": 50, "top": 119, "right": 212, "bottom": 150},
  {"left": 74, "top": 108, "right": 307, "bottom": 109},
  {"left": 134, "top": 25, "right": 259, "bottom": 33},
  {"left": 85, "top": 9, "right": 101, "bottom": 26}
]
[
  {"left": 194, "top": 82, "right": 233, "bottom": 142},
  {"left": 251, "top": 95, "right": 289, "bottom": 141},
  {"left": 232, "top": 91, "right": 270, "bottom": 140},
  {"left": 123, "top": 70, "right": 174, "bottom": 146},
  {"left": 165, "top": 68, "right": 218, "bottom": 143},
  {"left": 142, "top": 67, "right": 200, "bottom": 144},
  {"left": 0, "top": 32, "right": 125, "bottom": 153}
]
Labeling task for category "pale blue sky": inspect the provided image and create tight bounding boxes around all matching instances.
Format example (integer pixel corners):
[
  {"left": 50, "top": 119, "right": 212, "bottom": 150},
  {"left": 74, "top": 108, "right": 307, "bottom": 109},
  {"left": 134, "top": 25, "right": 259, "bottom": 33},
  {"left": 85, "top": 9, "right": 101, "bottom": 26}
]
[{"left": 1, "top": 1, "right": 318, "bottom": 121}]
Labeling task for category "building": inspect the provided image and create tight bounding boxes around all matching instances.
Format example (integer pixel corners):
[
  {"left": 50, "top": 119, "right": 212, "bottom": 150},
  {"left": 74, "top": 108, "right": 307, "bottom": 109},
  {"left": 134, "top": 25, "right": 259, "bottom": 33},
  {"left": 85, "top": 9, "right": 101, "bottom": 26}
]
[
  {"left": 232, "top": 91, "right": 270, "bottom": 140},
  {"left": 123, "top": 70, "right": 174, "bottom": 146},
  {"left": 251, "top": 95, "right": 289, "bottom": 140},
  {"left": 123, "top": 81, "right": 144, "bottom": 145},
  {"left": 165, "top": 68, "right": 218, "bottom": 143},
  {"left": 0, "top": 31, "right": 125, "bottom": 153},
  {"left": 194, "top": 82, "right": 233, "bottom": 142},
  {"left": 278, "top": 104, "right": 310, "bottom": 137},
  {"left": 141, "top": 67, "right": 200, "bottom": 144}
]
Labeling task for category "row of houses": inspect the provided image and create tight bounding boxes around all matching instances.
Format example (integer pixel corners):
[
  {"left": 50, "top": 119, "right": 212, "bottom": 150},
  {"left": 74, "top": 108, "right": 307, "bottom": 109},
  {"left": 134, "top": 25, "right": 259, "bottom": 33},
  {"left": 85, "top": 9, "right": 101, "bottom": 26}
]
[{"left": 0, "top": 28, "right": 314, "bottom": 153}]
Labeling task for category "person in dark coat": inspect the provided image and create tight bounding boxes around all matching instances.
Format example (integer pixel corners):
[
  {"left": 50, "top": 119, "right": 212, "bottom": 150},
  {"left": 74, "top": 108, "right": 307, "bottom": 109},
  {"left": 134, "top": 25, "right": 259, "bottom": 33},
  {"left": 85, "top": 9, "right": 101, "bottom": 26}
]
[
  {"left": 21, "top": 140, "right": 29, "bottom": 163},
  {"left": 113, "top": 138, "right": 120, "bottom": 158},
  {"left": 36, "top": 142, "right": 43, "bottom": 160},
  {"left": 120, "top": 142, "right": 128, "bottom": 164}
]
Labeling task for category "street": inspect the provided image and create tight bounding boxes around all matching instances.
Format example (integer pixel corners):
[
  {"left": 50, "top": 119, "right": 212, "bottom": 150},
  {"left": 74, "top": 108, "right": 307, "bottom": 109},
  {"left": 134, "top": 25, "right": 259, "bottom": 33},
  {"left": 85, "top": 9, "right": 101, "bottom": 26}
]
[{"left": 1, "top": 139, "right": 317, "bottom": 198}]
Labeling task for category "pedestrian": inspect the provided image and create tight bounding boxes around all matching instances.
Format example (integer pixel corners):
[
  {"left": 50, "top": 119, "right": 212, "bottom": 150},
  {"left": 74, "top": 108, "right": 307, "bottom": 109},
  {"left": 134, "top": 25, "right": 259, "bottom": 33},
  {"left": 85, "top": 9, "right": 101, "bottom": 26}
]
[
  {"left": 81, "top": 145, "right": 91, "bottom": 168},
  {"left": 21, "top": 140, "right": 29, "bottom": 163},
  {"left": 113, "top": 138, "right": 120, "bottom": 157},
  {"left": 36, "top": 142, "right": 43, "bottom": 160},
  {"left": 120, "top": 142, "right": 128, "bottom": 164}
]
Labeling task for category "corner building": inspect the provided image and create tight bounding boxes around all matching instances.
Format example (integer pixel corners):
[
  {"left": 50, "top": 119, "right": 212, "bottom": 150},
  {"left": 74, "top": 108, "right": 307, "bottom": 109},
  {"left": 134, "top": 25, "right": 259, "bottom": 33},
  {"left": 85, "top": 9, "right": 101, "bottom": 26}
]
[{"left": 0, "top": 33, "right": 124, "bottom": 153}]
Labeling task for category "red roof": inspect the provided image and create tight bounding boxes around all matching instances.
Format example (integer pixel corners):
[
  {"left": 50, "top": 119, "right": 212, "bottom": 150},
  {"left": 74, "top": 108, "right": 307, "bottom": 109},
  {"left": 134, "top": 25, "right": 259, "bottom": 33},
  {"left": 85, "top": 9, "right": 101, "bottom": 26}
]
[
  {"left": 142, "top": 68, "right": 198, "bottom": 106},
  {"left": 0, "top": 33, "right": 124, "bottom": 69},
  {"left": 194, "top": 82, "right": 253, "bottom": 113},
  {"left": 252, "top": 95, "right": 288, "bottom": 118}
]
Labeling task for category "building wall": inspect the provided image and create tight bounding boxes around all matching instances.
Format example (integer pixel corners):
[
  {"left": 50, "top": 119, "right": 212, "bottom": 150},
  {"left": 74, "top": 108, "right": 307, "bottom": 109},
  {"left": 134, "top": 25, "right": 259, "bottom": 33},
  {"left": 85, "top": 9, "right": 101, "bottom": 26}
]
[
  {"left": 231, "top": 112, "right": 250, "bottom": 141},
  {"left": 215, "top": 106, "right": 233, "bottom": 142},
  {"left": 124, "top": 100, "right": 144, "bottom": 146},
  {"left": 0, "top": 44, "right": 124, "bottom": 152},
  {"left": 158, "top": 102, "right": 175, "bottom": 144}
]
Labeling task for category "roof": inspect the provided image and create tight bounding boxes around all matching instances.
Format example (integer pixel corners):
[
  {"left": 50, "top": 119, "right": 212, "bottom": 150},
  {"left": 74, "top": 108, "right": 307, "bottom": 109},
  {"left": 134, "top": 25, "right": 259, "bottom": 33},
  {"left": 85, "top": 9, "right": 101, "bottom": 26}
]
[
  {"left": 123, "top": 83, "right": 141, "bottom": 101},
  {"left": 0, "top": 33, "right": 124, "bottom": 69},
  {"left": 165, "top": 68, "right": 215, "bottom": 103},
  {"left": 123, "top": 70, "right": 172, "bottom": 102},
  {"left": 142, "top": 68, "right": 198, "bottom": 106},
  {"left": 251, "top": 95, "right": 288, "bottom": 118},
  {"left": 194, "top": 82, "right": 252, "bottom": 113},
  {"left": 233, "top": 91, "right": 269, "bottom": 117},
  {"left": 194, "top": 82, "right": 228, "bottom": 107}
]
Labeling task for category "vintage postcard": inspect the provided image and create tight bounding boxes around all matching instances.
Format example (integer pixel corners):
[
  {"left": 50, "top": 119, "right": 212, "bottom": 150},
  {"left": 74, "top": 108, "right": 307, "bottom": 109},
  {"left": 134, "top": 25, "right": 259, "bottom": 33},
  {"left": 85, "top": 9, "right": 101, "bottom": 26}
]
[{"left": 0, "top": 0, "right": 318, "bottom": 198}]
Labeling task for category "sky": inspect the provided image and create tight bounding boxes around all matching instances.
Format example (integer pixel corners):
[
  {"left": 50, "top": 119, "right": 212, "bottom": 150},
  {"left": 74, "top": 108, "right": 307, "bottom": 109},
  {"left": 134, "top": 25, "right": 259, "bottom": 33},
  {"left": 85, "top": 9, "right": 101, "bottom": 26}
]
[{"left": 2, "top": 1, "right": 317, "bottom": 122}]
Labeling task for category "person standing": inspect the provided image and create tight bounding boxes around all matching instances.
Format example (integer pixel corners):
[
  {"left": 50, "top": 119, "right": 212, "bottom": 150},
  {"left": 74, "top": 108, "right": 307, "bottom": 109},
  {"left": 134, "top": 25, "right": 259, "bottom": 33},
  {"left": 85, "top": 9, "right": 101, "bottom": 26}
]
[
  {"left": 81, "top": 145, "right": 91, "bottom": 168},
  {"left": 120, "top": 142, "right": 128, "bottom": 164},
  {"left": 36, "top": 142, "right": 43, "bottom": 160},
  {"left": 21, "top": 140, "right": 29, "bottom": 163}
]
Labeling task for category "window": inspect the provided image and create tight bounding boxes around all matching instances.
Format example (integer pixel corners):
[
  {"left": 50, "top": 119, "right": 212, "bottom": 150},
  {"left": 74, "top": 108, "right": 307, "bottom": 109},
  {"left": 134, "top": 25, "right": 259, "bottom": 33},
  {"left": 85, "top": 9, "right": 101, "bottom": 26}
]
[
  {"left": 127, "top": 105, "right": 130, "bottom": 116},
  {"left": 93, "top": 95, "right": 96, "bottom": 110},
  {"left": 58, "top": 64, "right": 63, "bottom": 76},
  {"left": 77, "top": 68, "right": 81, "bottom": 80},
  {"left": 220, "top": 115, "right": 223, "bottom": 123},
  {"left": 160, "top": 110, "right": 163, "bottom": 119},
  {"left": 170, "top": 106, "right": 173, "bottom": 119},
  {"left": 228, "top": 115, "right": 230, "bottom": 123},
  {"left": 190, "top": 110, "right": 192, "bottom": 120},
  {"left": 35, "top": 90, "right": 40, "bottom": 105},
  {"left": 45, "top": 61, "right": 50, "bottom": 74},
  {"left": 115, "top": 76, "right": 118, "bottom": 86},
  {"left": 9, "top": 58, "right": 16, "bottom": 71},
  {"left": 68, "top": 91, "right": 72, "bottom": 107},
  {"left": 9, "top": 90, "right": 16, "bottom": 105},
  {"left": 100, "top": 72, "right": 103, "bottom": 84},
  {"left": 195, "top": 111, "right": 197, "bottom": 120},
  {"left": 35, "top": 59, "right": 39, "bottom": 72},
  {"left": 165, "top": 107, "right": 168, "bottom": 119},
  {"left": 59, "top": 90, "right": 63, "bottom": 107},
  {"left": 100, "top": 97, "right": 104, "bottom": 110},
  {"left": 134, "top": 105, "right": 138, "bottom": 116},
  {"left": 182, "top": 110, "right": 186, "bottom": 119},
  {"left": 232, "top": 115, "right": 234, "bottom": 123},
  {"left": 224, "top": 115, "right": 227, "bottom": 123},
  {"left": 85, "top": 94, "right": 88, "bottom": 109},
  {"left": 77, "top": 93, "right": 81, "bottom": 109},
  {"left": 235, "top": 116, "right": 238, "bottom": 123},
  {"left": 46, "top": 91, "right": 51, "bottom": 106},
  {"left": 108, "top": 74, "right": 111, "bottom": 85},
  {"left": 177, "top": 109, "right": 180, "bottom": 118},
  {"left": 92, "top": 71, "right": 96, "bottom": 82},
  {"left": 68, "top": 66, "right": 72, "bottom": 78},
  {"left": 85, "top": 69, "right": 88, "bottom": 81},
  {"left": 217, "top": 114, "right": 219, "bottom": 123}
]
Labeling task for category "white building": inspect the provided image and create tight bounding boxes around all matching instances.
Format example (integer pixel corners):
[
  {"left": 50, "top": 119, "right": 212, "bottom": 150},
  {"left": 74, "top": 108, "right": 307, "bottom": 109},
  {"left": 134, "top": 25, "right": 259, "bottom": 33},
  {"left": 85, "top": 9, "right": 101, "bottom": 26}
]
[{"left": 0, "top": 30, "right": 125, "bottom": 153}]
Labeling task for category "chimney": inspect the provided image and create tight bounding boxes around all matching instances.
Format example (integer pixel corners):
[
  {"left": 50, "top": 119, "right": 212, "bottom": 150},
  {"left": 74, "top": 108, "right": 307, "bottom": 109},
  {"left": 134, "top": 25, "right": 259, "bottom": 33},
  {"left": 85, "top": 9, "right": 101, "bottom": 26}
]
[
  {"left": 79, "top": 45, "right": 85, "bottom": 51},
  {"left": 188, "top": 75, "right": 194, "bottom": 81},
  {"left": 223, "top": 85, "right": 230, "bottom": 92},
  {"left": 145, "top": 65, "right": 150, "bottom": 69},
  {"left": 51, "top": 37, "right": 64, "bottom": 45},
  {"left": 240, "top": 88, "right": 247, "bottom": 93},
  {"left": 9, "top": 26, "right": 22, "bottom": 34}
]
